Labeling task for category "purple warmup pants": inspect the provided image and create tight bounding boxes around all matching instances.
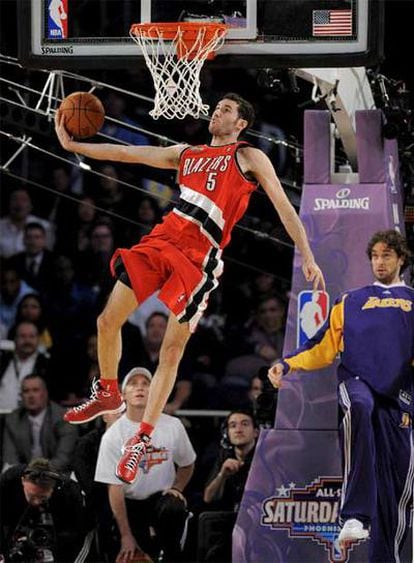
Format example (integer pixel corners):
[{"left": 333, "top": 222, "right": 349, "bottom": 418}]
[{"left": 338, "top": 377, "right": 413, "bottom": 563}]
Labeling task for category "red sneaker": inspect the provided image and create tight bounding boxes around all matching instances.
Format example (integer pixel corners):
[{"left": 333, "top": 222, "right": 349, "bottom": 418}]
[
  {"left": 116, "top": 433, "right": 152, "bottom": 484},
  {"left": 64, "top": 379, "right": 125, "bottom": 424}
]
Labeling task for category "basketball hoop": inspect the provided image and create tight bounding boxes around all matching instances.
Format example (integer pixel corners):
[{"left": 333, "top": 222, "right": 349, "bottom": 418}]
[{"left": 130, "top": 22, "right": 228, "bottom": 120}]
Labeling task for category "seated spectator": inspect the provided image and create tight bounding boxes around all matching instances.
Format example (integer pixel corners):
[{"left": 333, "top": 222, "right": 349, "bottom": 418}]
[
  {"left": 127, "top": 291, "right": 170, "bottom": 337},
  {"left": 0, "top": 458, "right": 88, "bottom": 562},
  {"left": 95, "top": 367, "right": 196, "bottom": 562},
  {"left": 55, "top": 195, "right": 99, "bottom": 258},
  {"left": 2, "top": 374, "right": 78, "bottom": 472},
  {"left": 44, "top": 255, "right": 98, "bottom": 350},
  {"left": 95, "top": 165, "right": 126, "bottom": 214},
  {"left": 119, "top": 312, "right": 193, "bottom": 415},
  {"left": 0, "top": 188, "right": 54, "bottom": 258},
  {"left": 0, "top": 261, "right": 36, "bottom": 337},
  {"left": 224, "top": 271, "right": 283, "bottom": 326},
  {"left": 44, "top": 255, "right": 99, "bottom": 400},
  {"left": 101, "top": 91, "right": 150, "bottom": 147},
  {"left": 75, "top": 220, "right": 116, "bottom": 305},
  {"left": 223, "top": 294, "right": 287, "bottom": 386},
  {"left": 65, "top": 332, "right": 100, "bottom": 404},
  {"left": 0, "top": 321, "right": 50, "bottom": 412},
  {"left": 202, "top": 410, "right": 259, "bottom": 562},
  {"left": 72, "top": 411, "right": 122, "bottom": 561},
  {"left": 8, "top": 222, "right": 56, "bottom": 296},
  {"left": 248, "top": 374, "right": 263, "bottom": 404},
  {"left": 46, "top": 165, "right": 79, "bottom": 224},
  {"left": 122, "top": 195, "right": 163, "bottom": 247},
  {"left": 10, "top": 293, "right": 53, "bottom": 354}
]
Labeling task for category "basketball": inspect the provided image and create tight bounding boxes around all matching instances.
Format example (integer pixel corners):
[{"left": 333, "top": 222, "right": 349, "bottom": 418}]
[{"left": 59, "top": 91, "right": 105, "bottom": 138}]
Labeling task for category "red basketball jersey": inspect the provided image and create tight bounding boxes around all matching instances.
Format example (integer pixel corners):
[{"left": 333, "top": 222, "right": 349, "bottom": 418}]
[
  {"left": 111, "top": 142, "right": 258, "bottom": 330},
  {"left": 174, "top": 141, "right": 258, "bottom": 249}
]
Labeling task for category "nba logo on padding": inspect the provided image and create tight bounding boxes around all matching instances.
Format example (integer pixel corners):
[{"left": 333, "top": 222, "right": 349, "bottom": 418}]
[{"left": 297, "top": 290, "right": 329, "bottom": 347}]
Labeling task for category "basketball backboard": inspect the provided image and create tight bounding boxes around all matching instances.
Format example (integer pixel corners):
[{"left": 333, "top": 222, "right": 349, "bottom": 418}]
[{"left": 18, "top": 0, "right": 384, "bottom": 70}]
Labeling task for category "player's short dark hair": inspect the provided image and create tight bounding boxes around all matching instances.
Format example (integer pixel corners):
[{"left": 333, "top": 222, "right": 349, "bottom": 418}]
[
  {"left": 367, "top": 229, "right": 412, "bottom": 272},
  {"left": 221, "top": 93, "right": 255, "bottom": 130}
]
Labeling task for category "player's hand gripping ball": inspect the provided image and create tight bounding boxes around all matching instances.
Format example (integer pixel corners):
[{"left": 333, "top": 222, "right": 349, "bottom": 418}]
[{"left": 58, "top": 91, "right": 105, "bottom": 138}]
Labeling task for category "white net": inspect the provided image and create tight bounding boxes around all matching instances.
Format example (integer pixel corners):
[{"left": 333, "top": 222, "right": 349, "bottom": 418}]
[{"left": 130, "top": 23, "right": 227, "bottom": 120}]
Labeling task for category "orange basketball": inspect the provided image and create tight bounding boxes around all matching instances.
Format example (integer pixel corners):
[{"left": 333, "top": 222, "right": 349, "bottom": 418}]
[{"left": 59, "top": 91, "right": 105, "bottom": 138}]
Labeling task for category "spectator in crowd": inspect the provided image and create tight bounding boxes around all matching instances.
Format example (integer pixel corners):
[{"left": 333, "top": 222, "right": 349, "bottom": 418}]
[
  {"left": 72, "top": 411, "right": 123, "bottom": 561},
  {"left": 248, "top": 373, "right": 263, "bottom": 404},
  {"left": 45, "top": 255, "right": 98, "bottom": 351},
  {"left": 224, "top": 271, "right": 284, "bottom": 325},
  {"left": 119, "top": 311, "right": 169, "bottom": 375},
  {"left": 66, "top": 332, "right": 100, "bottom": 404},
  {"left": 11, "top": 293, "right": 53, "bottom": 354},
  {"left": 119, "top": 312, "right": 193, "bottom": 415},
  {"left": 2, "top": 374, "right": 78, "bottom": 472},
  {"left": 95, "top": 366, "right": 196, "bottom": 562},
  {"left": 55, "top": 195, "right": 99, "bottom": 258},
  {"left": 46, "top": 165, "right": 78, "bottom": 224},
  {"left": 224, "top": 294, "right": 287, "bottom": 385},
  {"left": 202, "top": 409, "right": 259, "bottom": 562},
  {"left": 0, "top": 458, "right": 88, "bottom": 562},
  {"left": 127, "top": 291, "right": 170, "bottom": 338},
  {"left": 75, "top": 220, "right": 116, "bottom": 304},
  {"left": 44, "top": 255, "right": 99, "bottom": 400},
  {"left": 0, "top": 261, "right": 36, "bottom": 337},
  {"left": 8, "top": 222, "right": 56, "bottom": 295},
  {"left": 101, "top": 91, "right": 150, "bottom": 147},
  {"left": 122, "top": 195, "right": 163, "bottom": 247},
  {"left": 0, "top": 188, "right": 54, "bottom": 258},
  {"left": 0, "top": 321, "right": 49, "bottom": 412},
  {"left": 94, "top": 165, "right": 127, "bottom": 215}
]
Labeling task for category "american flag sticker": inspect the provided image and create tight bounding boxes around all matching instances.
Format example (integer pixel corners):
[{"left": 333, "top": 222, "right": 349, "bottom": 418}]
[{"left": 312, "top": 10, "right": 353, "bottom": 36}]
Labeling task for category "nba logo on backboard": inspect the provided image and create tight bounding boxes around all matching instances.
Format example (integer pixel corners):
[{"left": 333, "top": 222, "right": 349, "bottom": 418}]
[
  {"left": 297, "top": 290, "right": 329, "bottom": 347},
  {"left": 47, "top": 0, "right": 68, "bottom": 39}
]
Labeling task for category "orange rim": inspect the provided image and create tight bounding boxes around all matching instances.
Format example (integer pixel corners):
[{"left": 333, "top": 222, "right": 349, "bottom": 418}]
[{"left": 130, "top": 21, "right": 228, "bottom": 41}]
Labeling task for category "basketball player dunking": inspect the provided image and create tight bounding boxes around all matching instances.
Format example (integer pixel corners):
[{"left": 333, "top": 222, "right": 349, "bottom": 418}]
[{"left": 55, "top": 93, "right": 325, "bottom": 484}]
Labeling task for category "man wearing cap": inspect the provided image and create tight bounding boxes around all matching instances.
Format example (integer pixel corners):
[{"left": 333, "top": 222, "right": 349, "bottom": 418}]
[{"left": 95, "top": 367, "right": 196, "bottom": 562}]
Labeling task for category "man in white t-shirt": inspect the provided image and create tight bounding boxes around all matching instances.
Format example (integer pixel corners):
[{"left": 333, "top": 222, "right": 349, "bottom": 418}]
[{"left": 95, "top": 366, "right": 196, "bottom": 562}]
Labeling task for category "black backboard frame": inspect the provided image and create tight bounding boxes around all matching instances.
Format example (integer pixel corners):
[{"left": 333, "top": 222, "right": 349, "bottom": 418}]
[{"left": 17, "top": 0, "right": 384, "bottom": 71}]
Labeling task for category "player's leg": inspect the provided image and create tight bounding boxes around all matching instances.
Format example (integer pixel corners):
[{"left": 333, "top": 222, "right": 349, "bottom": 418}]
[
  {"left": 116, "top": 314, "right": 191, "bottom": 484},
  {"left": 64, "top": 280, "right": 138, "bottom": 424},
  {"left": 337, "top": 378, "right": 374, "bottom": 546},
  {"left": 368, "top": 402, "right": 413, "bottom": 561},
  {"left": 142, "top": 313, "right": 191, "bottom": 426},
  {"left": 97, "top": 280, "right": 138, "bottom": 382}
]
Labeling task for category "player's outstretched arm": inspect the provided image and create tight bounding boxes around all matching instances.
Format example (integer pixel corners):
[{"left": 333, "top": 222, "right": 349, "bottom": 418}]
[
  {"left": 241, "top": 147, "right": 326, "bottom": 291},
  {"left": 54, "top": 110, "right": 185, "bottom": 170}
]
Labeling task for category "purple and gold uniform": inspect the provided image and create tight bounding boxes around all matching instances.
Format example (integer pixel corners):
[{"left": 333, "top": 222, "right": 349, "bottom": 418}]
[{"left": 281, "top": 282, "right": 414, "bottom": 562}]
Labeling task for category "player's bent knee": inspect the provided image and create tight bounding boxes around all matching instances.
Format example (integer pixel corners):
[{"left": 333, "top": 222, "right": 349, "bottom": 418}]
[
  {"left": 97, "top": 310, "right": 122, "bottom": 333},
  {"left": 350, "top": 394, "right": 375, "bottom": 415}
]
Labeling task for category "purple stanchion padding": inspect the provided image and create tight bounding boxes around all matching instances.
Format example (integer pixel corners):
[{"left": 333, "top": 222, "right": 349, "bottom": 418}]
[
  {"left": 355, "top": 110, "right": 385, "bottom": 183},
  {"left": 304, "top": 111, "right": 331, "bottom": 184},
  {"left": 233, "top": 110, "right": 411, "bottom": 562},
  {"left": 233, "top": 429, "right": 370, "bottom": 562},
  {"left": 384, "top": 138, "right": 405, "bottom": 232}
]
